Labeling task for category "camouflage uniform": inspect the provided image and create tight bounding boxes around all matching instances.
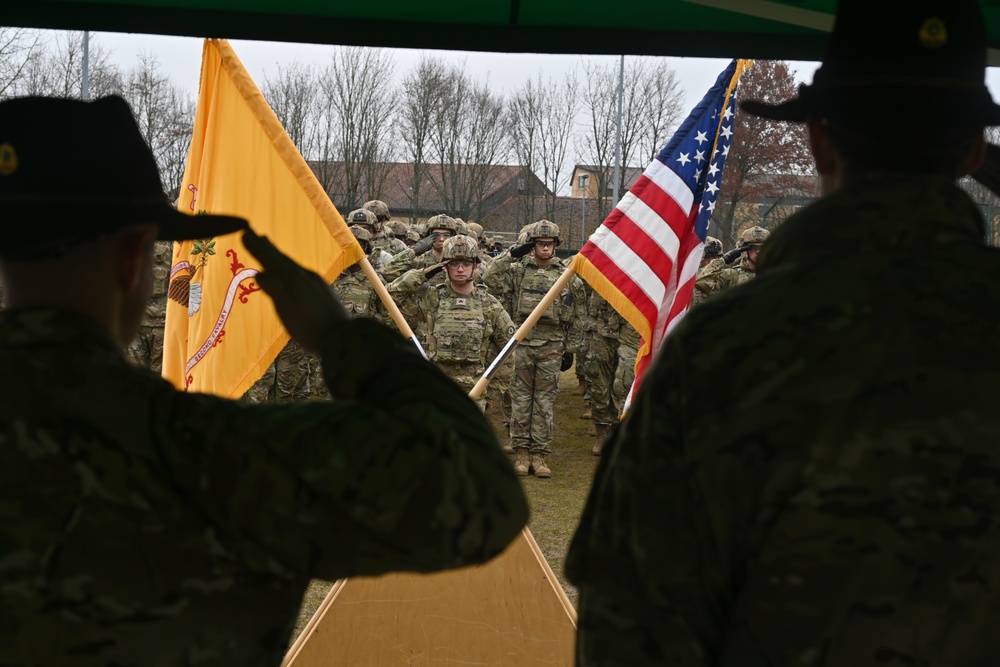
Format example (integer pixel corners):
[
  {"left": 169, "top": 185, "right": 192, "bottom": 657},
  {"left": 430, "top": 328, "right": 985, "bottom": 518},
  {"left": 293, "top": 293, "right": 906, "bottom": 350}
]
[
  {"left": 568, "top": 174, "right": 1000, "bottom": 665},
  {"left": 0, "top": 310, "right": 528, "bottom": 667},
  {"left": 582, "top": 290, "right": 619, "bottom": 428},
  {"left": 246, "top": 257, "right": 389, "bottom": 404},
  {"left": 371, "top": 233, "right": 406, "bottom": 256},
  {"left": 695, "top": 227, "right": 768, "bottom": 302},
  {"left": 611, "top": 320, "right": 640, "bottom": 418},
  {"left": 390, "top": 265, "right": 514, "bottom": 411},
  {"left": 125, "top": 239, "right": 172, "bottom": 372},
  {"left": 694, "top": 254, "right": 755, "bottom": 299},
  {"left": 480, "top": 241, "right": 583, "bottom": 463}
]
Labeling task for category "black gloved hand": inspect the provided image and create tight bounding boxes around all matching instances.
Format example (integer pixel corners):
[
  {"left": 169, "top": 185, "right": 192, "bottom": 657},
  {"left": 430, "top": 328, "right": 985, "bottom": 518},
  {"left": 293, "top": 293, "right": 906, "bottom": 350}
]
[
  {"left": 723, "top": 245, "right": 749, "bottom": 264},
  {"left": 424, "top": 262, "right": 445, "bottom": 280},
  {"left": 509, "top": 241, "right": 535, "bottom": 259},
  {"left": 412, "top": 234, "right": 436, "bottom": 256},
  {"left": 560, "top": 352, "right": 574, "bottom": 372}
]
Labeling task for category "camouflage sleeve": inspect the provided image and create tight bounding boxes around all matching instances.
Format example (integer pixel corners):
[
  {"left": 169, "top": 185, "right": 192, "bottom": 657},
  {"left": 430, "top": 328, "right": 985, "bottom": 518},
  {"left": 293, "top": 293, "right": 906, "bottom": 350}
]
[
  {"left": 695, "top": 264, "right": 737, "bottom": 297},
  {"left": 159, "top": 318, "right": 529, "bottom": 580},
  {"left": 566, "top": 339, "right": 719, "bottom": 666},
  {"left": 563, "top": 275, "right": 587, "bottom": 353},
  {"left": 386, "top": 267, "right": 428, "bottom": 297},
  {"left": 478, "top": 252, "right": 513, "bottom": 298},
  {"left": 382, "top": 247, "right": 417, "bottom": 282}
]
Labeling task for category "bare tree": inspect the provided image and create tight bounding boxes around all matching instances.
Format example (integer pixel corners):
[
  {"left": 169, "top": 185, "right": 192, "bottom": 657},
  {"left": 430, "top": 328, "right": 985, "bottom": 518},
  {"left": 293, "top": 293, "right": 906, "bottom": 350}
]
[
  {"left": 507, "top": 77, "right": 543, "bottom": 224},
  {"left": 262, "top": 61, "right": 318, "bottom": 158},
  {"left": 713, "top": 60, "right": 816, "bottom": 247},
  {"left": 398, "top": 55, "right": 450, "bottom": 222},
  {"left": 0, "top": 28, "right": 41, "bottom": 97},
  {"left": 578, "top": 60, "right": 617, "bottom": 220},
  {"left": 121, "top": 52, "right": 194, "bottom": 198},
  {"left": 538, "top": 72, "right": 578, "bottom": 220},
  {"left": 429, "top": 65, "right": 509, "bottom": 219},
  {"left": 14, "top": 31, "right": 120, "bottom": 99},
  {"left": 315, "top": 46, "right": 396, "bottom": 211}
]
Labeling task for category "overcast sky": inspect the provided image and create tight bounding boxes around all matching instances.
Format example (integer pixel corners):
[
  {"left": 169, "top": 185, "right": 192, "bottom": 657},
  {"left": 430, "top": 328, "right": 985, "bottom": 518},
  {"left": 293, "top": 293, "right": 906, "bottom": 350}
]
[{"left": 88, "top": 31, "right": 813, "bottom": 112}]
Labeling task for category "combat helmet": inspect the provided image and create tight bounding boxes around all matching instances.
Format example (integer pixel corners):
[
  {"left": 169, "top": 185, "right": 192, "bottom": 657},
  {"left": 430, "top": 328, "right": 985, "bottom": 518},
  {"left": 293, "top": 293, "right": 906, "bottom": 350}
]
[
  {"left": 348, "top": 208, "right": 378, "bottom": 229},
  {"left": 527, "top": 219, "right": 561, "bottom": 246},
  {"left": 386, "top": 220, "right": 408, "bottom": 238},
  {"left": 442, "top": 234, "right": 481, "bottom": 263},
  {"left": 466, "top": 221, "right": 484, "bottom": 242},
  {"left": 349, "top": 224, "right": 372, "bottom": 253},
  {"left": 363, "top": 199, "right": 390, "bottom": 221},
  {"left": 517, "top": 224, "right": 532, "bottom": 244},
  {"left": 739, "top": 226, "right": 770, "bottom": 247},
  {"left": 704, "top": 236, "right": 723, "bottom": 257},
  {"left": 425, "top": 214, "right": 458, "bottom": 234},
  {"left": 453, "top": 218, "right": 469, "bottom": 236}
]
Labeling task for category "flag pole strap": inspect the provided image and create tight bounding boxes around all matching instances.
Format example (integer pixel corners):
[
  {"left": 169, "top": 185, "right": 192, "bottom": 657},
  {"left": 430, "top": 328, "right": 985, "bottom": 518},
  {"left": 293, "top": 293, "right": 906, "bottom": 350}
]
[
  {"left": 468, "top": 264, "right": 577, "bottom": 400},
  {"left": 358, "top": 257, "right": 429, "bottom": 360}
]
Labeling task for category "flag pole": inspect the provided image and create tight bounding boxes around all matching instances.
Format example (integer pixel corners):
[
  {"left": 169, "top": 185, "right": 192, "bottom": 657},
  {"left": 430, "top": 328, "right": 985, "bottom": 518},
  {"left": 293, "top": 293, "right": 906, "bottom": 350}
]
[
  {"left": 468, "top": 265, "right": 577, "bottom": 400},
  {"left": 358, "top": 256, "right": 429, "bottom": 360}
]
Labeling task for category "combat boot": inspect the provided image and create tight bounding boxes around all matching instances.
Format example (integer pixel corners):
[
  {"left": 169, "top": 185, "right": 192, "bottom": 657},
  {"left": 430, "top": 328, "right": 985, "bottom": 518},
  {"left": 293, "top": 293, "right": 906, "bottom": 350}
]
[
  {"left": 572, "top": 382, "right": 587, "bottom": 396},
  {"left": 580, "top": 406, "right": 592, "bottom": 420},
  {"left": 502, "top": 440, "right": 515, "bottom": 454},
  {"left": 531, "top": 454, "right": 551, "bottom": 478},
  {"left": 514, "top": 449, "right": 530, "bottom": 476},
  {"left": 593, "top": 423, "right": 611, "bottom": 456}
]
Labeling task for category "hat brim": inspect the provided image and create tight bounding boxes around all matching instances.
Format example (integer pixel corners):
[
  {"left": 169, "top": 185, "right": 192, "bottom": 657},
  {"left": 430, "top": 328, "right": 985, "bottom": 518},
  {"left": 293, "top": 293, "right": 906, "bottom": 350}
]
[
  {"left": 150, "top": 203, "right": 249, "bottom": 241},
  {"left": 741, "top": 84, "right": 1000, "bottom": 127}
]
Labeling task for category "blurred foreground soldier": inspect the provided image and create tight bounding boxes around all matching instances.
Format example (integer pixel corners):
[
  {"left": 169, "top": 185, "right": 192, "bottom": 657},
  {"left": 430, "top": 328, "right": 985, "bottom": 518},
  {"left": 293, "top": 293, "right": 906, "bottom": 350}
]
[
  {"left": 568, "top": 1, "right": 1000, "bottom": 664},
  {"left": 0, "top": 96, "right": 528, "bottom": 667}
]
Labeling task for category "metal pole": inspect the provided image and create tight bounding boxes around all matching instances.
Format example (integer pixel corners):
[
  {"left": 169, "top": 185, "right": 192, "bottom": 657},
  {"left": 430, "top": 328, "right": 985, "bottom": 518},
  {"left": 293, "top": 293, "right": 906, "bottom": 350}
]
[
  {"left": 612, "top": 54, "right": 624, "bottom": 205},
  {"left": 82, "top": 31, "right": 90, "bottom": 101},
  {"left": 579, "top": 174, "right": 588, "bottom": 250}
]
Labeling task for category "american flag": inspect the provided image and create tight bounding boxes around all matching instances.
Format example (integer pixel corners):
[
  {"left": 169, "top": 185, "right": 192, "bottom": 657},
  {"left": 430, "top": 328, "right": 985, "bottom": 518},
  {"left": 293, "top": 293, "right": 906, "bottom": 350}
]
[{"left": 570, "top": 59, "right": 749, "bottom": 410}]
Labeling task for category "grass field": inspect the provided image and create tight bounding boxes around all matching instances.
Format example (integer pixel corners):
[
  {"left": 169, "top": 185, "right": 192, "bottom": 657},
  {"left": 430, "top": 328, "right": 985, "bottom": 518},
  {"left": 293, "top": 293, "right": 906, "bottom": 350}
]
[{"left": 290, "top": 364, "right": 600, "bottom": 641}]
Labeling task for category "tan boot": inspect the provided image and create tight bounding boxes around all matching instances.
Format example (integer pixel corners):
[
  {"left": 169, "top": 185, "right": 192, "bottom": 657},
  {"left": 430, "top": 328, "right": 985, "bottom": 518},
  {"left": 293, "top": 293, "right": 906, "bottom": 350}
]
[
  {"left": 580, "top": 406, "right": 592, "bottom": 420},
  {"left": 531, "top": 454, "right": 551, "bottom": 478},
  {"left": 572, "top": 382, "right": 587, "bottom": 396},
  {"left": 514, "top": 449, "right": 530, "bottom": 476},
  {"left": 502, "top": 440, "right": 514, "bottom": 454},
  {"left": 593, "top": 423, "right": 611, "bottom": 456}
]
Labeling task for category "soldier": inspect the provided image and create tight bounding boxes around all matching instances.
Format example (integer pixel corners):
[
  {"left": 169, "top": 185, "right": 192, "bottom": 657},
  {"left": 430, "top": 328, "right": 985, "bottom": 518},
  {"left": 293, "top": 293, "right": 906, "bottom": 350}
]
[
  {"left": 382, "top": 213, "right": 458, "bottom": 282},
  {"left": 0, "top": 95, "right": 528, "bottom": 666},
  {"left": 481, "top": 220, "right": 583, "bottom": 478},
  {"left": 362, "top": 199, "right": 407, "bottom": 255},
  {"left": 333, "top": 225, "right": 390, "bottom": 326},
  {"left": 694, "top": 225, "right": 769, "bottom": 300},
  {"left": 347, "top": 207, "right": 393, "bottom": 271},
  {"left": 583, "top": 290, "right": 621, "bottom": 455},
  {"left": 690, "top": 235, "right": 725, "bottom": 309},
  {"left": 610, "top": 318, "right": 640, "bottom": 418},
  {"left": 245, "top": 225, "right": 389, "bottom": 404},
  {"left": 388, "top": 235, "right": 514, "bottom": 411},
  {"left": 568, "top": 1, "right": 1000, "bottom": 664}
]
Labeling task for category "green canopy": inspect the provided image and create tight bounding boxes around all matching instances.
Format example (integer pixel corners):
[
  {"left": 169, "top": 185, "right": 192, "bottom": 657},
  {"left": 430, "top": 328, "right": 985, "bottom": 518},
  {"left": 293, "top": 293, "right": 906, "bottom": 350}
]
[
  {"left": 4, "top": 1, "right": 1000, "bottom": 63},
  {"left": 0, "top": 0, "right": 912, "bottom": 60}
]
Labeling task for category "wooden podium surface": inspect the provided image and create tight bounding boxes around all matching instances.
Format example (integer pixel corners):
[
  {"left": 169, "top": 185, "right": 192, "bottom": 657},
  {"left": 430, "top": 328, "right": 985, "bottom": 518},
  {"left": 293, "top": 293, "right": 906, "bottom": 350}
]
[{"left": 283, "top": 528, "right": 577, "bottom": 666}]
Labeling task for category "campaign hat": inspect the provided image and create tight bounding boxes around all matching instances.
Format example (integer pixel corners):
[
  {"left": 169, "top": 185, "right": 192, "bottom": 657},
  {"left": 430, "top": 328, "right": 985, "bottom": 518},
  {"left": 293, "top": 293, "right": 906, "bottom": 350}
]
[
  {"left": 741, "top": 0, "right": 1000, "bottom": 128},
  {"left": 0, "top": 95, "right": 247, "bottom": 258}
]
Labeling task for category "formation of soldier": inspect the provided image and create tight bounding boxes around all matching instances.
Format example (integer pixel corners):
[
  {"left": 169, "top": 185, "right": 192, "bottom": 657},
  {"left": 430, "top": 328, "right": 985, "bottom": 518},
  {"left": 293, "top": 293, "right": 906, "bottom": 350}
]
[{"left": 120, "top": 194, "right": 772, "bottom": 477}]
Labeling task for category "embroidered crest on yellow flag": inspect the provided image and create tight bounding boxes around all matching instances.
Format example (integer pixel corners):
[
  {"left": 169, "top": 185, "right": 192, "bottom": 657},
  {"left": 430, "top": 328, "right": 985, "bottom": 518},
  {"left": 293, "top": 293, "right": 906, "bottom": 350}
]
[{"left": 162, "top": 39, "right": 363, "bottom": 398}]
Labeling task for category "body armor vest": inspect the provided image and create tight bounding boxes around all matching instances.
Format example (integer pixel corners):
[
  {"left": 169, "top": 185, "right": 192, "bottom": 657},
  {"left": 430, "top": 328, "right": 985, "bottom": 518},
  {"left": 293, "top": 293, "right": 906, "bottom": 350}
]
[{"left": 427, "top": 285, "right": 489, "bottom": 366}]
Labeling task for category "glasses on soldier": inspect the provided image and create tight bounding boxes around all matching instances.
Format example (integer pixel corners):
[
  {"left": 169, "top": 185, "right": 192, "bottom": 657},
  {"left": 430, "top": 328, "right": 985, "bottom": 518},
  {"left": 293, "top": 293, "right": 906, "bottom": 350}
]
[{"left": 432, "top": 230, "right": 454, "bottom": 238}]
